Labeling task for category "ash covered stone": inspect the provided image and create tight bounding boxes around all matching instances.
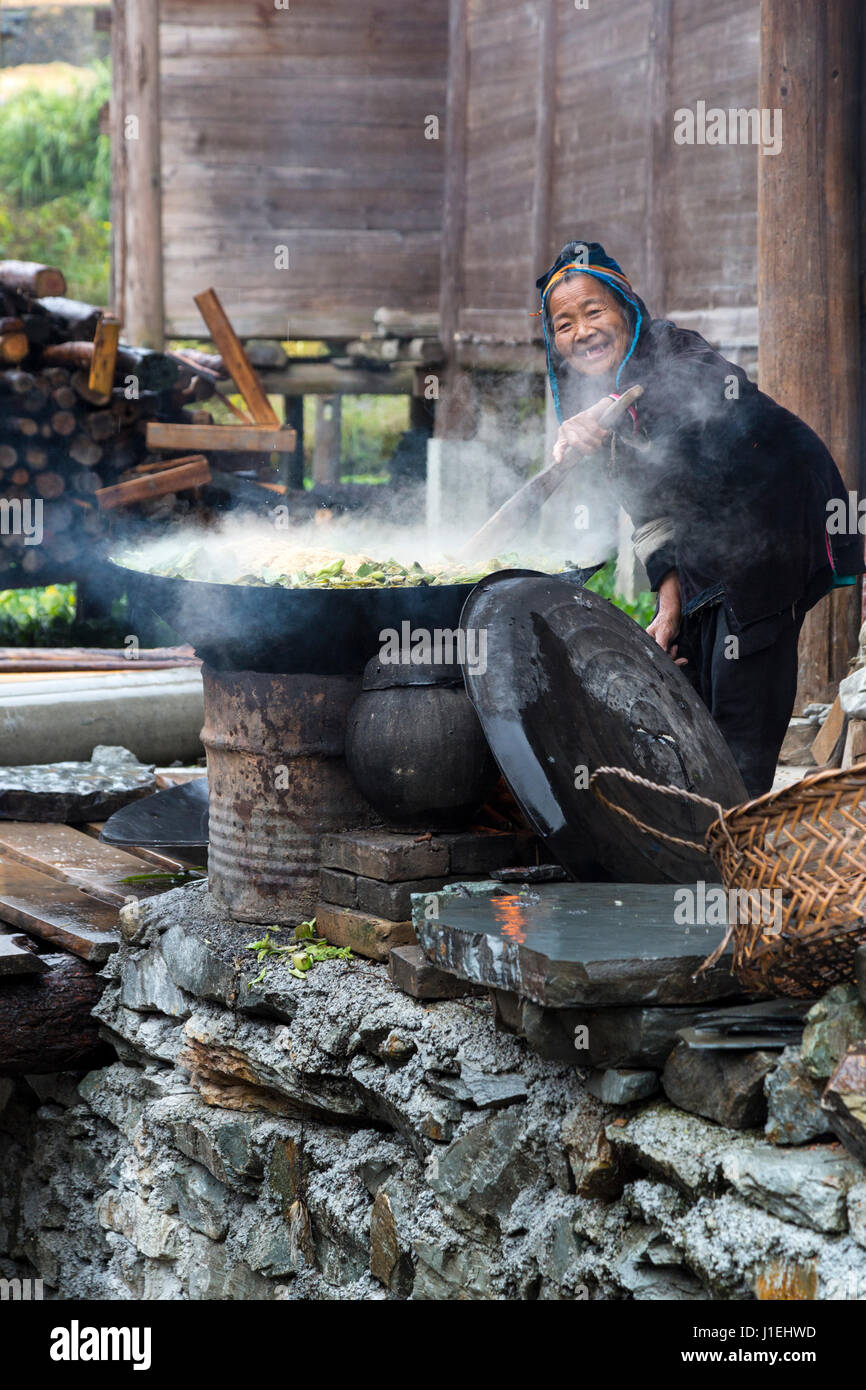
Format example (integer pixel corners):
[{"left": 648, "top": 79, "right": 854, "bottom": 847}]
[{"left": 0, "top": 745, "right": 154, "bottom": 822}]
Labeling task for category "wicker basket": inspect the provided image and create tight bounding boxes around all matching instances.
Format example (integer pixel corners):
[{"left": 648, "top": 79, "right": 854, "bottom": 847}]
[{"left": 590, "top": 762, "right": 866, "bottom": 999}]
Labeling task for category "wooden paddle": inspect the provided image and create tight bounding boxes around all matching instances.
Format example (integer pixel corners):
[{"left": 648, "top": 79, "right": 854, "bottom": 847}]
[{"left": 459, "top": 384, "right": 643, "bottom": 560}]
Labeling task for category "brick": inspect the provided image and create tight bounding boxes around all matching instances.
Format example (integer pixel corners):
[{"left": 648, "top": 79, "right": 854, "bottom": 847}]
[
  {"left": 439, "top": 831, "right": 534, "bottom": 876},
  {"left": 319, "top": 867, "right": 357, "bottom": 908},
  {"left": 388, "top": 944, "right": 485, "bottom": 1000},
  {"left": 316, "top": 902, "right": 416, "bottom": 962},
  {"left": 319, "top": 832, "right": 449, "bottom": 883},
  {"left": 357, "top": 873, "right": 488, "bottom": 922}
]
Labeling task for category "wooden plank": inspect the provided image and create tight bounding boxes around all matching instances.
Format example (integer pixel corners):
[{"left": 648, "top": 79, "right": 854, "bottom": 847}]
[
  {"left": 96, "top": 456, "right": 211, "bottom": 510},
  {"left": 193, "top": 288, "right": 280, "bottom": 427},
  {"left": 88, "top": 313, "right": 121, "bottom": 397},
  {"left": 123, "top": 0, "right": 164, "bottom": 349},
  {"left": 0, "top": 856, "right": 118, "bottom": 962},
  {"left": 0, "top": 823, "right": 175, "bottom": 906},
  {"left": 758, "top": 0, "right": 861, "bottom": 703},
  {"left": 146, "top": 422, "right": 295, "bottom": 452},
  {"left": 0, "top": 931, "right": 48, "bottom": 977}
]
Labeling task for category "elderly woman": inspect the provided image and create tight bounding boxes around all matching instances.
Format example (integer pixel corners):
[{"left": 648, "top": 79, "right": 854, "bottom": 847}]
[{"left": 537, "top": 240, "right": 862, "bottom": 796}]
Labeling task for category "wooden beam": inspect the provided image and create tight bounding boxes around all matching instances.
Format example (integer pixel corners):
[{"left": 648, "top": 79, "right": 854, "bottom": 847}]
[
  {"left": 758, "top": 0, "right": 862, "bottom": 704},
  {"left": 645, "top": 0, "right": 672, "bottom": 315},
  {"left": 123, "top": 0, "right": 164, "bottom": 349},
  {"left": 436, "top": 0, "right": 472, "bottom": 439},
  {"left": 109, "top": 0, "right": 127, "bottom": 320},
  {"left": 528, "top": 0, "right": 558, "bottom": 318},
  {"left": 193, "top": 287, "right": 280, "bottom": 427},
  {"left": 96, "top": 455, "right": 211, "bottom": 509},
  {"left": 146, "top": 422, "right": 296, "bottom": 452}
]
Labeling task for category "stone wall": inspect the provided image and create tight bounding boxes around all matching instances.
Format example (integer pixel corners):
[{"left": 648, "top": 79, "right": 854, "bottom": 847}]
[{"left": 1, "top": 882, "right": 865, "bottom": 1301}]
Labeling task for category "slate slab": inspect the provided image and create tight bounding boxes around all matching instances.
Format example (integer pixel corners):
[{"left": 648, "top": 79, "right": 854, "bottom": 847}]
[
  {"left": 587, "top": 1069, "right": 658, "bottom": 1104},
  {"left": 722, "top": 1143, "right": 864, "bottom": 1233},
  {"left": 800, "top": 985, "right": 866, "bottom": 1080},
  {"left": 821, "top": 1042, "right": 866, "bottom": 1165},
  {"left": 415, "top": 882, "right": 739, "bottom": 1008},
  {"left": 764, "top": 1045, "right": 831, "bottom": 1145},
  {"left": 388, "top": 944, "right": 484, "bottom": 1001},
  {"left": 490, "top": 991, "right": 755, "bottom": 1067},
  {"left": 0, "top": 745, "right": 155, "bottom": 822}
]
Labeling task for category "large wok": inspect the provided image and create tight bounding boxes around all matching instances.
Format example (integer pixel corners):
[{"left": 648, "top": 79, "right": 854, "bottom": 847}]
[{"left": 109, "top": 558, "right": 477, "bottom": 674}]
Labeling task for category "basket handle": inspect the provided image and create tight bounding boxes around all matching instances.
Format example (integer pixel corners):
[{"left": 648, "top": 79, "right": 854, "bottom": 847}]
[{"left": 589, "top": 765, "right": 738, "bottom": 857}]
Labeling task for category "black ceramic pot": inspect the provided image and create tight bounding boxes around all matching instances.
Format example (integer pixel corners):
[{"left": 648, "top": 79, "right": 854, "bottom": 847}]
[{"left": 345, "top": 655, "right": 500, "bottom": 830}]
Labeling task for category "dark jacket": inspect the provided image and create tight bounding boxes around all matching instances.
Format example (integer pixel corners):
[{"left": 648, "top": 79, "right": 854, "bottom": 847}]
[{"left": 555, "top": 306, "right": 864, "bottom": 629}]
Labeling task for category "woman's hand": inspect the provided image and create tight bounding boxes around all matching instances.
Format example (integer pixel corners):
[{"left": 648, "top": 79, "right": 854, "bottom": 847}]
[
  {"left": 552, "top": 395, "right": 614, "bottom": 464},
  {"left": 647, "top": 570, "right": 685, "bottom": 663}
]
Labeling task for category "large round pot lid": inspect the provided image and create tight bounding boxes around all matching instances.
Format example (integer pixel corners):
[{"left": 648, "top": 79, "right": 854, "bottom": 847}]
[{"left": 460, "top": 574, "right": 747, "bottom": 882}]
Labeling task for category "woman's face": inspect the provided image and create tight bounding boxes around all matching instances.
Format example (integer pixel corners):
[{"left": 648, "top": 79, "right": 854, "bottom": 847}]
[{"left": 547, "top": 276, "right": 632, "bottom": 378}]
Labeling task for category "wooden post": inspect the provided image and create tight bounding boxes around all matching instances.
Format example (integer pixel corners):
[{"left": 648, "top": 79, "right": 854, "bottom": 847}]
[
  {"left": 123, "top": 0, "right": 165, "bottom": 349},
  {"left": 757, "top": 0, "right": 862, "bottom": 705},
  {"left": 435, "top": 0, "right": 474, "bottom": 440},
  {"left": 110, "top": 0, "right": 127, "bottom": 321},
  {"left": 528, "top": 0, "right": 558, "bottom": 314},
  {"left": 283, "top": 396, "right": 305, "bottom": 489},
  {"left": 313, "top": 396, "right": 342, "bottom": 486},
  {"left": 644, "top": 0, "right": 672, "bottom": 314}
]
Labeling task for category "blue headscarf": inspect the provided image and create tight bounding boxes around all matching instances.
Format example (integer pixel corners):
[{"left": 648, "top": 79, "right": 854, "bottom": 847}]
[{"left": 536, "top": 240, "right": 643, "bottom": 421}]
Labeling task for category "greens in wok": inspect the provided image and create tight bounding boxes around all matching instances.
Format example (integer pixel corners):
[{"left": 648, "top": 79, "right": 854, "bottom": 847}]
[{"left": 118, "top": 543, "right": 524, "bottom": 589}]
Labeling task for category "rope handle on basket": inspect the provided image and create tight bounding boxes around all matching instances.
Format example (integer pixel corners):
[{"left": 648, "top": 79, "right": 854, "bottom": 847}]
[{"left": 589, "top": 766, "right": 741, "bottom": 860}]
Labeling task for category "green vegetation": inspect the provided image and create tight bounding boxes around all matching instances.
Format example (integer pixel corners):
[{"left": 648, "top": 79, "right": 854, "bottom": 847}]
[
  {"left": 0, "top": 584, "right": 76, "bottom": 644},
  {"left": 246, "top": 920, "right": 353, "bottom": 986},
  {"left": 586, "top": 559, "right": 656, "bottom": 627},
  {"left": 0, "top": 60, "right": 111, "bottom": 302}
]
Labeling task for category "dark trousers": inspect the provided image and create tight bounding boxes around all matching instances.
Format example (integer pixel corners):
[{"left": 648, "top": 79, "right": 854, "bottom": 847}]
[{"left": 677, "top": 604, "right": 803, "bottom": 799}]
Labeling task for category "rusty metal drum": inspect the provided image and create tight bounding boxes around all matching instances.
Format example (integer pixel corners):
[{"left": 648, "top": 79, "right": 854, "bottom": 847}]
[{"left": 201, "top": 665, "right": 378, "bottom": 923}]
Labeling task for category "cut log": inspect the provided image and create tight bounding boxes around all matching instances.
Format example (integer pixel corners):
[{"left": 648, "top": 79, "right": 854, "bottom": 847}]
[
  {"left": 0, "top": 952, "right": 109, "bottom": 1076},
  {"left": 0, "top": 445, "right": 17, "bottom": 470},
  {"left": 96, "top": 455, "right": 211, "bottom": 509},
  {"left": 67, "top": 435, "right": 103, "bottom": 468},
  {"left": 32, "top": 471, "right": 65, "bottom": 499},
  {"left": 35, "top": 295, "right": 103, "bottom": 339},
  {"left": 42, "top": 341, "right": 99, "bottom": 371},
  {"left": 70, "top": 369, "right": 111, "bottom": 407},
  {"left": 85, "top": 409, "right": 119, "bottom": 442},
  {"left": 70, "top": 469, "right": 101, "bottom": 494},
  {"left": 24, "top": 446, "right": 49, "bottom": 471},
  {"left": 88, "top": 313, "right": 120, "bottom": 397},
  {"left": 50, "top": 410, "right": 77, "bottom": 437},
  {"left": 193, "top": 288, "right": 279, "bottom": 426},
  {"left": 0, "top": 261, "right": 66, "bottom": 298},
  {"left": 50, "top": 384, "right": 77, "bottom": 409},
  {"left": 0, "top": 369, "right": 36, "bottom": 396},
  {"left": 20, "top": 314, "right": 51, "bottom": 347},
  {"left": 10, "top": 468, "right": 30, "bottom": 487},
  {"left": 39, "top": 366, "right": 70, "bottom": 388},
  {"left": 0, "top": 318, "right": 28, "bottom": 365},
  {"left": 7, "top": 416, "right": 38, "bottom": 437},
  {"left": 146, "top": 421, "right": 296, "bottom": 452}
]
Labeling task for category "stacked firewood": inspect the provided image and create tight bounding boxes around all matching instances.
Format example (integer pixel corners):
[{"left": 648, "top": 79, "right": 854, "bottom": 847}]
[{"left": 0, "top": 260, "right": 225, "bottom": 581}]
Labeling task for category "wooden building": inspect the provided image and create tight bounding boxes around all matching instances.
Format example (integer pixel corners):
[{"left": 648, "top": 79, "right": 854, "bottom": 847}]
[{"left": 111, "top": 0, "right": 863, "bottom": 700}]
